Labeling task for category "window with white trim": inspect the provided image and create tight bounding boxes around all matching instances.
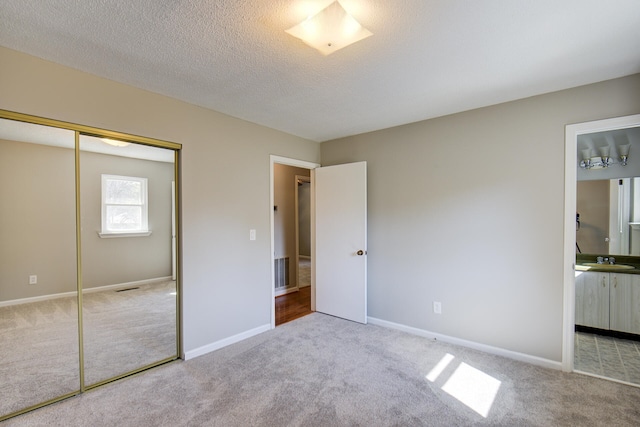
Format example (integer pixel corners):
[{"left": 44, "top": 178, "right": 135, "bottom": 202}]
[{"left": 101, "top": 174, "right": 149, "bottom": 237}]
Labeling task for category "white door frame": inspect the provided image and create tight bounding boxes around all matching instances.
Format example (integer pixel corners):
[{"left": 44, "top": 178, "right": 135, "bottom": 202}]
[
  {"left": 562, "top": 114, "right": 640, "bottom": 372},
  {"left": 270, "top": 155, "right": 320, "bottom": 329},
  {"left": 294, "top": 175, "right": 311, "bottom": 289},
  {"left": 172, "top": 181, "right": 176, "bottom": 281}
]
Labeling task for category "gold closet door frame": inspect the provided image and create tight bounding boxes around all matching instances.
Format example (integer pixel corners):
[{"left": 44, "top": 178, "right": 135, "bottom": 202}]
[{"left": 0, "top": 109, "right": 182, "bottom": 421}]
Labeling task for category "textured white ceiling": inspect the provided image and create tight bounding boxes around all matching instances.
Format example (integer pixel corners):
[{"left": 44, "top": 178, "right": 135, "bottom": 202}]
[{"left": 1, "top": 1, "right": 639, "bottom": 142}]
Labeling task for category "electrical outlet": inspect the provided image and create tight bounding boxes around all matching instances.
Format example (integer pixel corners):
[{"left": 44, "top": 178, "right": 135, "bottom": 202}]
[
  {"left": 29, "top": 275, "right": 37, "bottom": 285},
  {"left": 433, "top": 301, "right": 442, "bottom": 314}
]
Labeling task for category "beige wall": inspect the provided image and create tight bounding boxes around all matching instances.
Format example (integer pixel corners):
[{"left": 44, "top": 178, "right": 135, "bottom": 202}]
[
  {"left": 0, "top": 46, "right": 320, "bottom": 354},
  {"left": 321, "top": 73, "right": 640, "bottom": 362},
  {"left": 80, "top": 151, "right": 174, "bottom": 288},
  {"left": 0, "top": 138, "right": 175, "bottom": 301},
  {"left": 0, "top": 139, "right": 76, "bottom": 300}
]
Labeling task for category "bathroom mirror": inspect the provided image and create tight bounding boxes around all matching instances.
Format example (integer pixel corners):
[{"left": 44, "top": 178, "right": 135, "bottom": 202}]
[
  {"left": 576, "top": 177, "right": 640, "bottom": 255},
  {"left": 576, "top": 127, "right": 640, "bottom": 256},
  {"left": 0, "top": 119, "right": 80, "bottom": 416}
]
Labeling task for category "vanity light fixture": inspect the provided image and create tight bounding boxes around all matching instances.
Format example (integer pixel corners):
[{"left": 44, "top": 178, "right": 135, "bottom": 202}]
[
  {"left": 579, "top": 144, "right": 630, "bottom": 169},
  {"left": 101, "top": 137, "right": 130, "bottom": 147},
  {"left": 285, "top": 1, "right": 372, "bottom": 55},
  {"left": 619, "top": 143, "right": 631, "bottom": 166}
]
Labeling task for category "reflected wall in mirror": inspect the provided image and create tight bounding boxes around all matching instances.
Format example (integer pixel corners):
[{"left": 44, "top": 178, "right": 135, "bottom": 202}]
[
  {"left": 0, "top": 119, "right": 80, "bottom": 416},
  {"left": 79, "top": 135, "right": 177, "bottom": 386},
  {"left": 577, "top": 127, "right": 640, "bottom": 256}
]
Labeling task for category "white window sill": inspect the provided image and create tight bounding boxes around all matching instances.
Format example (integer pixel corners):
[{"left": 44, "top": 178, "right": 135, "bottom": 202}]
[{"left": 98, "top": 231, "right": 152, "bottom": 239}]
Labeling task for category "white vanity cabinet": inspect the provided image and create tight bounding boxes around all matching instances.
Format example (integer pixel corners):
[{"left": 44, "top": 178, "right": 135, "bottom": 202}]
[
  {"left": 575, "top": 271, "right": 610, "bottom": 329},
  {"left": 576, "top": 271, "right": 640, "bottom": 334},
  {"left": 610, "top": 273, "right": 640, "bottom": 334}
]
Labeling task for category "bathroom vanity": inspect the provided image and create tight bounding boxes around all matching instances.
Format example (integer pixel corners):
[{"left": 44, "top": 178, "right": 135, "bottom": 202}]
[{"left": 575, "top": 267, "right": 640, "bottom": 335}]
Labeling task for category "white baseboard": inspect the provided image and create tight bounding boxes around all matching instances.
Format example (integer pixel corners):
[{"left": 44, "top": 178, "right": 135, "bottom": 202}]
[
  {"left": 367, "top": 316, "right": 562, "bottom": 371},
  {"left": 184, "top": 323, "right": 271, "bottom": 360},
  {"left": 0, "top": 276, "right": 173, "bottom": 307},
  {"left": 83, "top": 276, "right": 172, "bottom": 294},
  {"left": 0, "top": 290, "right": 78, "bottom": 307}
]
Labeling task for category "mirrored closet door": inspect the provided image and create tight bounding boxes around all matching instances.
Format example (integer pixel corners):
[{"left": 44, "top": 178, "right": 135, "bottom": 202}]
[
  {"left": 0, "top": 111, "right": 181, "bottom": 421},
  {"left": 0, "top": 119, "right": 80, "bottom": 416},
  {"left": 79, "top": 134, "right": 178, "bottom": 387}
]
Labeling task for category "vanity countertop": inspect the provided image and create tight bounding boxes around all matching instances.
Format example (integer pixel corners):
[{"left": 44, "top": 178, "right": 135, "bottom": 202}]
[
  {"left": 575, "top": 264, "right": 640, "bottom": 273},
  {"left": 576, "top": 255, "right": 640, "bottom": 274}
]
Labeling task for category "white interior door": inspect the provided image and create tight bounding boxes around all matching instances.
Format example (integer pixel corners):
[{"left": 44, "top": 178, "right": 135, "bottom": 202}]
[{"left": 315, "top": 161, "right": 367, "bottom": 323}]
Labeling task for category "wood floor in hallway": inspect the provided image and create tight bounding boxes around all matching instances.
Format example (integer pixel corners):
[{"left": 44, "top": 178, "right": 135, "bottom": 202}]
[{"left": 275, "top": 286, "right": 312, "bottom": 326}]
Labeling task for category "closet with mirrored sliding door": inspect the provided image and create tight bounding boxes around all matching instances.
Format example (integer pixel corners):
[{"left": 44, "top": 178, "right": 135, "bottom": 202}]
[{"left": 0, "top": 110, "right": 181, "bottom": 422}]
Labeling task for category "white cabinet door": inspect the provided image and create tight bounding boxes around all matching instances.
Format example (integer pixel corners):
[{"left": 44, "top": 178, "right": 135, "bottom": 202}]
[
  {"left": 576, "top": 271, "right": 609, "bottom": 329},
  {"left": 610, "top": 273, "right": 640, "bottom": 334}
]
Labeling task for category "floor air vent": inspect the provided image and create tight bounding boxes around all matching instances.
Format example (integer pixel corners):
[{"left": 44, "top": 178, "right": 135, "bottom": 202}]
[{"left": 274, "top": 257, "right": 289, "bottom": 290}]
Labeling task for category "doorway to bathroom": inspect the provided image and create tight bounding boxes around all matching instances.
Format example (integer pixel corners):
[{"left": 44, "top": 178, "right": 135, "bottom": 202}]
[{"left": 564, "top": 113, "right": 640, "bottom": 387}]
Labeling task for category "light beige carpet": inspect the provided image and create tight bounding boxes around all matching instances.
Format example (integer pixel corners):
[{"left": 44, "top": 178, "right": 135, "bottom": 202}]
[
  {"left": 4, "top": 312, "right": 640, "bottom": 426},
  {"left": 0, "top": 281, "right": 176, "bottom": 418}
]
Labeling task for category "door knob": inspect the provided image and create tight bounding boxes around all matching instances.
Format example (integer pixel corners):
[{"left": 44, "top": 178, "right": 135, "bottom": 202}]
[{"left": 357, "top": 250, "right": 365, "bottom": 256}]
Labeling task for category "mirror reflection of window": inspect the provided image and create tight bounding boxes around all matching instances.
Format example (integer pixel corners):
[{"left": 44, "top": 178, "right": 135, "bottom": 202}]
[{"left": 101, "top": 174, "right": 149, "bottom": 235}]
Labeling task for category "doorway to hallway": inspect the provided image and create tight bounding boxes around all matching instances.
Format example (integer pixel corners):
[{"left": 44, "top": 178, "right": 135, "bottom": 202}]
[
  {"left": 270, "top": 155, "right": 368, "bottom": 328},
  {"left": 272, "top": 161, "right": 314, "bottom": 326},
  {"left": 275, "top": 284, "right": 312, "bottom": 326}
]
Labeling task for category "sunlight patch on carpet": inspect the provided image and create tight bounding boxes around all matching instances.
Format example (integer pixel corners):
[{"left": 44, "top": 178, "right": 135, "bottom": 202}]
[
  {"left": 441, "top": 362, "right": 501, "bottom": 418},
  {"left": 426, "top": 353, "right": 455, "bottom": 382}
]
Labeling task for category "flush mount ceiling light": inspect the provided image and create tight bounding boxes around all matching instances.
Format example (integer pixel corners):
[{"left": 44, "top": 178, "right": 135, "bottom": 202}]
[
  {"left": 101, "top": 137, "right": 130, "bottom": 147},
  {"left": 285, "top": 1, "right": 372, "bottom": 55}
]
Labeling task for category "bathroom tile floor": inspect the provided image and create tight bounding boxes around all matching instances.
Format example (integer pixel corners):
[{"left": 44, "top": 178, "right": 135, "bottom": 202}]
[{"left": 574, "top": 331, "right": 640, "bottom": 384}]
